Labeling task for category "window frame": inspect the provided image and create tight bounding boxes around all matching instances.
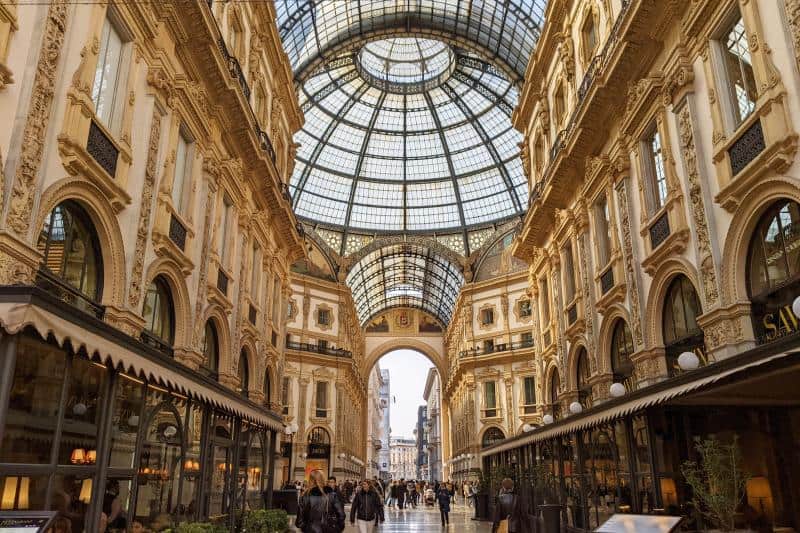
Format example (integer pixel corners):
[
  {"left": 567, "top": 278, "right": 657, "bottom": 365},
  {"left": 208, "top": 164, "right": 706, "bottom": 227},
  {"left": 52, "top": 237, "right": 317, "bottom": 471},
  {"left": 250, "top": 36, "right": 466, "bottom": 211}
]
[
  {"left": 715, "top": 8, "right": 758, "bottom": 131},
  {"left": 91, "top": 11, "right": 131, "bottom": 133},
  {"left": 642, "top": 124, "right": 669, "bottom": 215},
  {"left": 171, "top": 127, "right": 194, "bottom": 215},
  {"left": 594, "top": 192, "right": 613, "bottom": 269},
  {"left": 142, "top": 276, "right": 175, "bottom": 345}
]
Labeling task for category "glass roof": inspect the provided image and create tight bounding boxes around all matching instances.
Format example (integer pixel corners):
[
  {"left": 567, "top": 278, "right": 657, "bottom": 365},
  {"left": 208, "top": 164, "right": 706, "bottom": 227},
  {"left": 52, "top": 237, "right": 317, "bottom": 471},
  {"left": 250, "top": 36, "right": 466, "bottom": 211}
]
[
  {"left": 359, "top": 38, "right": 454, "bottom": 87},
  {"left": 274, "top": 0, "right": 547, "bottom": 82},
  {"left": 289, "top": 41, "right": 528, "bottom": 255},
  {"left": 346, "top": 243, "right": 465, "bottom": 325}
]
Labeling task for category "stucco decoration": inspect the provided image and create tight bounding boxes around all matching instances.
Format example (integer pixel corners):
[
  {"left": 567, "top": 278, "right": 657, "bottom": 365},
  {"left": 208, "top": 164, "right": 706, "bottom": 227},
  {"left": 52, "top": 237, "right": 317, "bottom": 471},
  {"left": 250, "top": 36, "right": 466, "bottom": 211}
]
[{"left": 6, "top": 1, "right": 68, "bottom": 238}]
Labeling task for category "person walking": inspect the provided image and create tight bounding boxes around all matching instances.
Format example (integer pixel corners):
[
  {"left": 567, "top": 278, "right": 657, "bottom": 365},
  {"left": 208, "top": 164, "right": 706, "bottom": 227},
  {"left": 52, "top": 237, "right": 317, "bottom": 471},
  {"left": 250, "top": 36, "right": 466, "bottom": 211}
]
[
  {"left": 295, "top": 470, "right": 345, "bottom": 533},
  {"left": 407, "top": 480, "right": 417, "bottom": 508},
  {"left": 388, "top": 480, "right": 398, "bottom": 508},
  {"left": 436, "top": 482, "right": 451, "bottom": 526},
  {"left": 350, "top": 480, "right": 385, "bottom": 533},
  {"left": 396, "top": 478, "right": 407, "bottom": 510}
]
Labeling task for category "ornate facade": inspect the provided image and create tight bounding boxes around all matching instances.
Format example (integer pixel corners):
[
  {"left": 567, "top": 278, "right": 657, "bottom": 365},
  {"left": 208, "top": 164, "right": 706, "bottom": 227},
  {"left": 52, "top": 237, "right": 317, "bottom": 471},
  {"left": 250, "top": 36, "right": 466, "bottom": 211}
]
[{"left": 0, "top": 1, "right": 301, "bottom": 530}]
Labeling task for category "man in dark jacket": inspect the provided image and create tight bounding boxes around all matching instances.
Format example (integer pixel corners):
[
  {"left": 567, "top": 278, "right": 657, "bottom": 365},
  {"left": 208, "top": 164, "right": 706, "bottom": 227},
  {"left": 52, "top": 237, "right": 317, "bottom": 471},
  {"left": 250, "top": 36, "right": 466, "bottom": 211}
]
[
  {"left": 350, "top": 480, "right": 385, "bottom": 533},
  {"left": 396, "top": 478, "right": 407, "bottom": 509}
]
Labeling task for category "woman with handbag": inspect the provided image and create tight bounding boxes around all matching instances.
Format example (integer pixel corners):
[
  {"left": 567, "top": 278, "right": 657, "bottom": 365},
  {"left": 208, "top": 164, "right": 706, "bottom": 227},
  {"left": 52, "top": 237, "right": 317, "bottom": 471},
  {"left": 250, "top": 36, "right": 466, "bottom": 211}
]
[
  {"left": 296, "top": 470, "right": 345, "bottom": 533},
  {"left": 436, "top": 482, "right": 451, "bottom": 526},
  {"left": 492, "top": 478, "right": 532, "bottom": 533},
  {"left": 350, "top": 480, "right": 385, "bottom": 533}
]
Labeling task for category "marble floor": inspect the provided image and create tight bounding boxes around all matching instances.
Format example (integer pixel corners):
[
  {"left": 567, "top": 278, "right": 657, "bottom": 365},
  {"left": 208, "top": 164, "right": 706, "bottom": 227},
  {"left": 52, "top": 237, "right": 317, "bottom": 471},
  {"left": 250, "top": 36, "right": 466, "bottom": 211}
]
[{"left": 292, "top": 502, "right": 493, "bottom": 532}]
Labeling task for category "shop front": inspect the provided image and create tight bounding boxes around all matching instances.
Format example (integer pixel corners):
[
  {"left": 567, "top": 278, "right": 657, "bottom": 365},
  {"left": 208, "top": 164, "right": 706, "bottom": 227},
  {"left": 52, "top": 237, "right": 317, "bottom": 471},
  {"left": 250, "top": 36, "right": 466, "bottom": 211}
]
[
  {"left": 0, "top": 288, "right": 281, "bottom": 532},
  {"left": 482, "top": 338, "right": 800, "bottom": 531}
]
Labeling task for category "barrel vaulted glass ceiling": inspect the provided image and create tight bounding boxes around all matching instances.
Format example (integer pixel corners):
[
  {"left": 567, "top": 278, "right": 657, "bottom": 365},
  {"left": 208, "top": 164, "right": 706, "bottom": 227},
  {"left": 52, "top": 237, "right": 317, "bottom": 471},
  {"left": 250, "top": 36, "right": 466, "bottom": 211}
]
[{"left": 275, "top": 0, "right": 547, "bottom": 323}]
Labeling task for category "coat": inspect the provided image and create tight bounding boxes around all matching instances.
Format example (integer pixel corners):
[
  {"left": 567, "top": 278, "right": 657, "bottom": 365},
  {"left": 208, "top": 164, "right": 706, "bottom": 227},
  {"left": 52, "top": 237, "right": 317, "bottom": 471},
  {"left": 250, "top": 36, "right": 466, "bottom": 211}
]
[
  {"left": 350, "top": 489, "right": 384, "bottom": 523},
  {"left": 296, "top": 487, "right": 345, "bottom": 533},
  {"left": 436, "top": 489, "right": 451, "bottom": 512}
]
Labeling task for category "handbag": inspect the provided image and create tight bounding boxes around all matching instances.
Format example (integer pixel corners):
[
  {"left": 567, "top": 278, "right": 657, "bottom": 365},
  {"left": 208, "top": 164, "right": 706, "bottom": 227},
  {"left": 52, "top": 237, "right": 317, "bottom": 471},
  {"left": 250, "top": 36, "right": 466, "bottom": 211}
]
[
  {"left": 322, "top": 494, "right": 342, "bottom": 533},
  {"left": 497, "top": 518, "right": 510, "bottom": 533}
]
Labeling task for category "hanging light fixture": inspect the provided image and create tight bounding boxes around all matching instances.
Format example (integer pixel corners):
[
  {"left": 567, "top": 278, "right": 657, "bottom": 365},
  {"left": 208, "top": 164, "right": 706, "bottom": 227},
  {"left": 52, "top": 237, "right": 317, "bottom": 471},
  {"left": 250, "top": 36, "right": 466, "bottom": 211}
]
[
  {"left": 70, "top": 448, "right": 86, "bottom": 465},
  {"left": 609, "top": 382, "right": 626, "bottom": 398},
  {"left": 677, "top": 351, "right": 700, "bottom": 371},
  {"left": 522, "top": 423, "right": 534, "bottom": 432},
  {"left": 569, "top": 402, "right": 583, "bottom": 414},
  {"left": 542, "top": 414, "right": 554, "bottom": 425}
]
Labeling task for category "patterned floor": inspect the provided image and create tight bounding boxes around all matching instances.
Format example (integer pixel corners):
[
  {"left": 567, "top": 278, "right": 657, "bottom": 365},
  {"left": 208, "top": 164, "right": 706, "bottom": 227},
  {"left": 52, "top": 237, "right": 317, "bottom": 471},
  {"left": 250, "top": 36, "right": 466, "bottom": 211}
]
[{"left": 292, "top": 501, "right": 493, "bottom": 532}]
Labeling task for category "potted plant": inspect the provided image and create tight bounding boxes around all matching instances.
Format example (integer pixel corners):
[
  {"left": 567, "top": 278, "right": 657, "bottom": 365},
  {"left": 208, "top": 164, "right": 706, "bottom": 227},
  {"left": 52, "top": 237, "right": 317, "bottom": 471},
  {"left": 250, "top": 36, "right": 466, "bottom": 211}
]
[{"left": 681, "top": 436, "right": 751, "bottom": 532}]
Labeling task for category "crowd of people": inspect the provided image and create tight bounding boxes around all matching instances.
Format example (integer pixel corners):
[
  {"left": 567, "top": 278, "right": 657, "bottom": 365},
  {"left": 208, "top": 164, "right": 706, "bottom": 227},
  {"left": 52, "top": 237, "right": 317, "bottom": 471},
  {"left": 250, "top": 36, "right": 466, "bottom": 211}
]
[{"left": 293, "top": 473, "right": 481, "bottom": 531}]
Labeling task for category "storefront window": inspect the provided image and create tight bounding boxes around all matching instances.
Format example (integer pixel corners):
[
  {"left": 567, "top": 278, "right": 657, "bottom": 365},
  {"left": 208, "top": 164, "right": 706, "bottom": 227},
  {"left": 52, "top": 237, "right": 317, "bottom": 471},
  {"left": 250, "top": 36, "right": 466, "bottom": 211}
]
[
  {"left": 49, "top": 474, "right": 95, "bottom": 533},
  {"left": 631, "top": 416, "right": 654, "bottom": 513},
  {"left": 0, "top": 475, "right": 48, "bottom": 511},
  {"left": 134, "top": 399, "right": 183, "bottom": 529},
  {"left": 142, "top": 277, "right": 175, "bottom": 346},
  {"left": 178, "top": 401, "right": 204, "bottom": 523},
  {"left": 206, "top": 413, "right": 234, "bottom": 517},
  {"left": 663, "top": 276, "right": 705, "bottom": 376},
  {"left": 748, "top": 200, "right": 800, "bottom": 343},
  {"left": 611, "top": 320, "right": 635, "bottom": 389},
  {"left": 108, "top": 373, "right": 145, "bottom": 468},
  {"left": 1, "top": 335, "right": 66, "bottom": 464},
  {"left": 101, "top": 478, "right": 133, "bottom": 532},
  {"left": 246, "top": 431, "right": 266, "bottom": 510},
  {"left": 36, "top": 201, "right": 103, "bottom": 304},
  {"left": 58, "top": 356, "right": 108, "bottom": 465}
]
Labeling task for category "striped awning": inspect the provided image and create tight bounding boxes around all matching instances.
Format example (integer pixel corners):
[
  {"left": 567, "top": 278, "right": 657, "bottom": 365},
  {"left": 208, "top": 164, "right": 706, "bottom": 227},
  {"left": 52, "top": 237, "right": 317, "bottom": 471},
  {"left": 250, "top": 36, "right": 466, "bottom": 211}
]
[
  {"left": 0, "top": 302, "right": 283, "bottom": 431},
  {"left": 481, "top": 349, "right": 796, "bottom": 456}
]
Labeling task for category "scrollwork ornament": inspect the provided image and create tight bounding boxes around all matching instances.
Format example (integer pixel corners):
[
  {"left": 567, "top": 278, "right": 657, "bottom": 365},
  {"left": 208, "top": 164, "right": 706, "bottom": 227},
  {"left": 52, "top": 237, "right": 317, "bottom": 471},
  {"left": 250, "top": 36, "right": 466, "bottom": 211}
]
[
  {"left": 6, "top": 0, "right": 68, "bottom": 237},
  {"left": 615, "top": 180, "right": 644, "bottom": 347},
  {"left": 128, "top": 111, "right": 163, "bottom": 308}
]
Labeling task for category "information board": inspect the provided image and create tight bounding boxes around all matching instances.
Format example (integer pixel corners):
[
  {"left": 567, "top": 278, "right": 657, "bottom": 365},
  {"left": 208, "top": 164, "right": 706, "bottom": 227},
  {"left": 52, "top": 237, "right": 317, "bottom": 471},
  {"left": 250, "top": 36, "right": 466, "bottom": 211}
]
[
  {"left": 596, "top": 514, "right": 683, "bottom": 533},
  {"left": 0, "top": 512, "right": 58, "bottom": 533}
]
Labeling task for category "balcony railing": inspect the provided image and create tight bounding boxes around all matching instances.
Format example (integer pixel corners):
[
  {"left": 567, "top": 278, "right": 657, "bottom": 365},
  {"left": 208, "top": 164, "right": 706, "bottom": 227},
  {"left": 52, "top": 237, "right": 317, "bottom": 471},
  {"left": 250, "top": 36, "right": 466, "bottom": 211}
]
[
  {"left": 35, "top": 268, "right": 105, "bottom": 319},
  {"left": 87, "top": 120, "right": 119, "bottom": 178},
  {"left": 286, "top": 341, "right": 352, "bottom": 358},
  {"left": 140, "top": 330, "right": 174, "bottom": 357},
  {"left": 459, "top": 338, "right": 534, "bottom": 358}
]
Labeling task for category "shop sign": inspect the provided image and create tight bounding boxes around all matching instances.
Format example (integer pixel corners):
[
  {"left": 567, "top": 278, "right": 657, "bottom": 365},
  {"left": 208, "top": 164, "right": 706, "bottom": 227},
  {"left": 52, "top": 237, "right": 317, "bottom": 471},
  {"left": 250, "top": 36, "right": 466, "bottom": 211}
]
[
  {"left": 308, "top": 443, "right": 330, "bottom": 458},
  {"left": 759, "top": 301, "right": 800, "bottom": 343},
  {"left": 0, "top": 512, "right": 58, "bottom": 532}
]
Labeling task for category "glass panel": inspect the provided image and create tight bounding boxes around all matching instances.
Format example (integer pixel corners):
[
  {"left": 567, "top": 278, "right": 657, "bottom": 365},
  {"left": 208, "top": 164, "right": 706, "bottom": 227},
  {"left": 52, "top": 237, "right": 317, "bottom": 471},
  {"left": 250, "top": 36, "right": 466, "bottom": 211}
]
[
  {"left": 649, "top": 130, "right": 667, "bottom": 211},
  {"left": 484, "top": 382, "right": 496, "bottom": 409},
  {"left": 179, "top": 402, "right": 205, "bottom": 522},
  {"left": 563, "top": 243, "right": 576, "bottom": 302},
  {"left": 92, "top": 18, "right": 123, "bottom": 127},
  {"left": 247, "top": 432, "right": 266, "bottom": 510},
  {"left": 723, "top": 14, "right": 757, "bottom": 127},
  {"left": 134, "top": 402, "right": 183, "bottom": 529},
  {"left": 1, "top": 336, "right": 66, "bottom": 463},
  {"left": 172, "top": 132, "right": 190, "bottom": 213},
  {"left": 143, "top": 278, "right": 174, "bottom": 343},
  {"left": 59, "top": 357, "right": 107, "bottom": 465},
  {"left": 595, "top": 194, "right": 612, "bottom": 267},
  {"left": 748, "top": 200, "right": 800, "bottom": 296},
  {"left": 108, "top": 373, "right": 145, "bottom": 469},
  {"left": 50, "top": 474, "right": 95, "bottom": 532},
  {"left": 0, "top": 475, "right": 48, "bottom": 511},
  {"left": 101, "top": 478, "right": 133, "bottom": 531}
]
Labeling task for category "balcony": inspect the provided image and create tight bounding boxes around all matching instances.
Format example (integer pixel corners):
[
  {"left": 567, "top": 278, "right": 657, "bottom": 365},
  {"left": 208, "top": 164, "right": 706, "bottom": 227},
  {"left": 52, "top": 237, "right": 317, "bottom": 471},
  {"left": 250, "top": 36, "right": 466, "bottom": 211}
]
[
  {"left": 286, "top": 341, "right": 352, "bottom": 358},
  {"left": 35, "top": 268, "right": 104, "bottom": 319},
  {"left": 459, "top": 338, "right": 534, "bottom": 358}
]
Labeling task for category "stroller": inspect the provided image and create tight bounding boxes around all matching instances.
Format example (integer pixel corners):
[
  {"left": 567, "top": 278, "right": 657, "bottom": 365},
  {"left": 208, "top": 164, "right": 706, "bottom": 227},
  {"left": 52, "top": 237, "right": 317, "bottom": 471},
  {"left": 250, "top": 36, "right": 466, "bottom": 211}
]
[{"left": 424, "top": 488, "right": 436, "bottom": 506}]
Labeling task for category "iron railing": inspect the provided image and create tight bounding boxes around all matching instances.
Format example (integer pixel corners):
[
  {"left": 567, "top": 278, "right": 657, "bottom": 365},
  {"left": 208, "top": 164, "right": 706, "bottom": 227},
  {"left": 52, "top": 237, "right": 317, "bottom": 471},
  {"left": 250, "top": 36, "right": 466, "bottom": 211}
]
[
  {"left": 35, "top": 268, "right": 105, "bottom": 319},
  {"left": 286, "top": 341, "right": 353, "bottom": 358},
  {"left": 459, "top": 338, "right": 534, "bottom": 358}
]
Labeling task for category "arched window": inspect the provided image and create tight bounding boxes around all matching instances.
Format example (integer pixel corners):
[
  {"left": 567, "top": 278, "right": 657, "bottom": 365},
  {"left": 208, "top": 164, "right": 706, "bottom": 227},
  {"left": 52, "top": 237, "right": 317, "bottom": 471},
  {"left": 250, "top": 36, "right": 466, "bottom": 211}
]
[
  {"left": 663, "top": 276, "right": 705, "bottom": 375},
  {"left": 36, "top": 201, "right": 103, "bottom": 307},
  {"left": 748, "top": 200, "right": 800, "bottom": 342},
  {"left": 202, "top": 321, "right": 219, "bottom": 378},
  {"left": 238, "top": 349, "right": 249, "bottom": 397},
  {"left": 142, "top": 276, "right": 175, "bottom": 347},
  {"left": 481, "top": 427, "right": 505, "bottom": 448},
  {"left": 576, "top": 347, "right": 592, "bottom": 407},
  {"left": 308, "top": 427, "right": 330, "bottom": 445},
  {"left": 549, "top": 371, "right": 561, "bottom": 419},
  {"left": 611, "top": 320, "right": 635, "bottom": 385}
]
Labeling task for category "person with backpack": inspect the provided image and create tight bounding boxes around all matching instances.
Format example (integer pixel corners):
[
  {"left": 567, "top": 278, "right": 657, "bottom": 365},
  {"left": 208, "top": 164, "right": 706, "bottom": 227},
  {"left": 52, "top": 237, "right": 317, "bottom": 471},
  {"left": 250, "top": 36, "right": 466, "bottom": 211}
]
[
  {"left": 350, "top": 480, "right": 385, "bottom": 533},
  {"left": 491, "top": 478, "right": 532, "bottom": 533},
  {"left": 295, "top": 470, "right": 345, "bottom": 533}
]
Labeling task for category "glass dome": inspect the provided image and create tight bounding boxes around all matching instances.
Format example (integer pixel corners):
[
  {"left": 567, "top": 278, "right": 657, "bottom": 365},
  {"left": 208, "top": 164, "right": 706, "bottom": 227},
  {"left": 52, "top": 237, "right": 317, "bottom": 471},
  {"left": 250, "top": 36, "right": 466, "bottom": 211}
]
[
  {"left": 357, "top": 38, "right": 455, "bottom": 91},
  {"left": 289, "top": 39, "right": 527, "bottom": 255}
]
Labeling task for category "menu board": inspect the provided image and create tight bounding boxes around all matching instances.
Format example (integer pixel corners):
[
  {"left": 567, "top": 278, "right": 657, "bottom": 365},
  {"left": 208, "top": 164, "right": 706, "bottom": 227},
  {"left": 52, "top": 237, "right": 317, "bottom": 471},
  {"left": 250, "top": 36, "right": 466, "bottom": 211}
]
[
  {"left": 0, "top": 512, "right": 58, "bottom": 533},
  {"left": 596, "top": 514, "right": 683, "bottom": 533}
]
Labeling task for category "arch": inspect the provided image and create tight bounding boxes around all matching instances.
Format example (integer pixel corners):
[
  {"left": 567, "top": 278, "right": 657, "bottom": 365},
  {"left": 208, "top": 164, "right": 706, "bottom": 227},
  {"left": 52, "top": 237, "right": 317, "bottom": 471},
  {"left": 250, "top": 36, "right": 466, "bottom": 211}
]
[
  {"left": 720, "top": 178, "right": 800, "bottom": 306},
  {"left": 566, "top": 339, "right": 591, "bottom": 391},
  {"left": 238, "top": 347, "right": 251, "bottom": 396},
  {"left": 200, "top": 306, "right": 232, "bottom": 377},
  {"left": 141, "top": 275, "right": 175, "bottom": 345},
  {"left": 143, "top": 257, "right": 192, "bottom": 348},
  {"left": 644, "top": 257, "right": 702, "bottom": 348},
  {"left": 609, "top": 319, "right": 635, "bottom": 382},
  {"left": 543, "top": 362, "right": 561, "bottom": 415},
  {"left": 307, "top": 426, "right": 332, "bottom": 444},
  {"left": 363, "top": 338, "right": 447, "bottom": 383},
  {"left": 263, "top": 364, "right": 275, "bottom": 405},
  {"left": 35, "top": 179, "right": 127, "bottom": 307},
  {"left": 344, "top": 235, "right": 466, "bottom": 274},
  {"left": 480, "top": 426, "right": 506, "bottom": 448},
  {"left": 597, "top": 304, "right": 634, "bottom": 374}
]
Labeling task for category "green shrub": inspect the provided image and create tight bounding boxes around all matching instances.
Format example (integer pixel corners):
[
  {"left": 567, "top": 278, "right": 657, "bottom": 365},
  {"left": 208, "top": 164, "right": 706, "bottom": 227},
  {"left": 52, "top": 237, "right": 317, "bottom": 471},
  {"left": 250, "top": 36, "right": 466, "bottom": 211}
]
[
  {"left": 163, "top": 523, "right": 227, "bottom": 533},
  {"left": 243, "top": 509, "right": 290, "bottom": 532}
]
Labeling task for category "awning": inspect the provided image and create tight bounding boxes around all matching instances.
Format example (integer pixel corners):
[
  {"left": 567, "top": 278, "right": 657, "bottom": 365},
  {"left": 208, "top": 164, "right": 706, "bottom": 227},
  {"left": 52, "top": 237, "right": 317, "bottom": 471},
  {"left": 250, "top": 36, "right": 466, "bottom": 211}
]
[
  {"left": 0, "top": 302, "right": 283, "bottom": 431},
  {"left": 481, "top": 349, "right": 797, "bottom": 457}
]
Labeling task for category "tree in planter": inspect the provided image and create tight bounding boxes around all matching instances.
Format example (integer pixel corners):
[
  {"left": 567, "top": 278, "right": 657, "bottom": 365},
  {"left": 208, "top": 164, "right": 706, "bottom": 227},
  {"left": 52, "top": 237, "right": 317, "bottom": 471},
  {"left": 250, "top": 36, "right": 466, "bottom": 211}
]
[{"left": 681, "top": 436, "right": 751, "bottom": 532}]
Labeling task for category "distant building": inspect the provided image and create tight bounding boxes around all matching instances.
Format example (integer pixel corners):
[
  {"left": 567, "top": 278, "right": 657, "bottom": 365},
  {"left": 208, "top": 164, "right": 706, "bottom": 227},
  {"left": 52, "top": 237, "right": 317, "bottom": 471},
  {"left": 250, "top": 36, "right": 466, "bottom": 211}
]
[
  {"left": 389, "top": 437, "right": 417, "bottom": 480},
  {"left": 366, "top": 364, "right": 386, "bottom": 478},
  {"left": 378, "top": 369, "right": 391, "bottom": 480},
  {"left": 423, "top": 368, "right": 442, "bottom": 482},
  {"left": 416, "top": 405, "right": 428, "bottom": 480}
]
